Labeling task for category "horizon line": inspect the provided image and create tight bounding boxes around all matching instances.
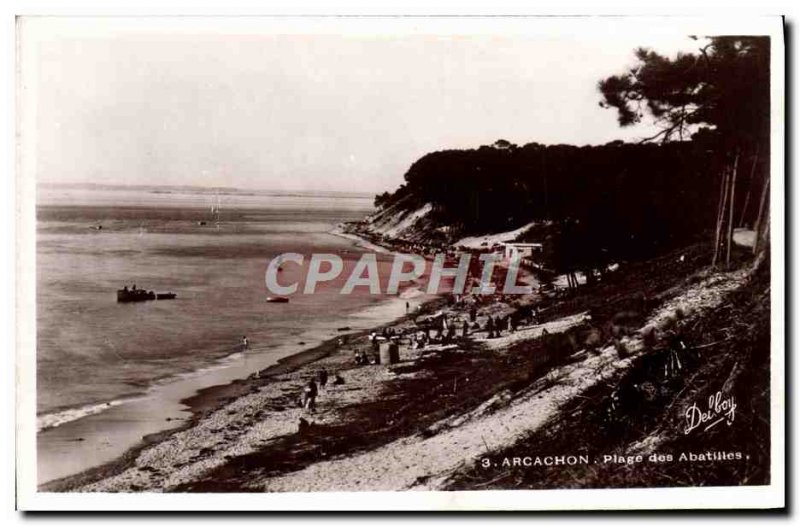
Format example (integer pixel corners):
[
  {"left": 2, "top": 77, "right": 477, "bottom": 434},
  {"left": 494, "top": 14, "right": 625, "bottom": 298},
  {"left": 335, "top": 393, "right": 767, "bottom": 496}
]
[{"left": 37, "top": 181, "right": 377, "bottom": 198}]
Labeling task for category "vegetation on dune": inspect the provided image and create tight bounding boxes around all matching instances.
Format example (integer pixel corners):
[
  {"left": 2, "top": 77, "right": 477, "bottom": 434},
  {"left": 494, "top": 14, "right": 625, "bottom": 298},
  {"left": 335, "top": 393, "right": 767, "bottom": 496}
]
[{"left": 448, "top": 253, "right": 771, "bottom": 490}]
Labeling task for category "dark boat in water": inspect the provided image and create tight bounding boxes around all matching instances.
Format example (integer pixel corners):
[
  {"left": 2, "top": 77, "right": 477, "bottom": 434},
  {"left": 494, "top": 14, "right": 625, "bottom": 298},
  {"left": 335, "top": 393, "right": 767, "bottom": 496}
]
[
  {"left": 117, "top": 288, "right": 155, "bottom": 303},
  {"left": 117, "top": 287, "right": 177, "bottom": 303},
  {"left": 266, "top": 296, "right": 290, "bottom": 303}
]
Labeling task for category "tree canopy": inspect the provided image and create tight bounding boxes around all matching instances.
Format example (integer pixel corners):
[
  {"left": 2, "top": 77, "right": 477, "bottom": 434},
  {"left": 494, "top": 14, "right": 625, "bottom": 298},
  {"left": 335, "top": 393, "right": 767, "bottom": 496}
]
[
  {"left": 598, "top": 36, "right": 770, "bottom": 149},
  {"left": 373, "top": 36, "right": 771, "bottom": 276},
  {"left": 598, "top": 36, "right": 771, "bottom": 266},
  {"left": 384, "top": 140, "right": 718, "bottom": 267}
]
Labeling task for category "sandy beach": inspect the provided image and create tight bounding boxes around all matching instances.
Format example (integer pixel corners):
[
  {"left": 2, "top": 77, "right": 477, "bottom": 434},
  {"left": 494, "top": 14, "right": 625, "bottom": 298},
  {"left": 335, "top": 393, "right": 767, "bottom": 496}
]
[{"left": 40, "top": 221, "right": 756, "bottom": 493}]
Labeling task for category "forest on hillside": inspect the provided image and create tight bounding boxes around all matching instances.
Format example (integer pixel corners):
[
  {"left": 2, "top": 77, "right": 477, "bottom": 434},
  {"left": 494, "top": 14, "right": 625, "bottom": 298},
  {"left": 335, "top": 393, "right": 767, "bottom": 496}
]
[{"left": 373, "top": 36, "right": 770, "bottom": 275}]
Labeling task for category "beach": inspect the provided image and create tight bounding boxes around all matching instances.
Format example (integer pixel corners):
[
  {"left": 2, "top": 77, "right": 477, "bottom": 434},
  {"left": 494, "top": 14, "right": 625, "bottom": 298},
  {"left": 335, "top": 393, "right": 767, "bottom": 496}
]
[
  {"left": 39, "top": 212, "right": 759, "bottom": 492},
  {"left": 36, "top": 186, "right": 435, "bottom": 484},
  {"left": 15, "top": 22, "right": 780, "bottom": 512}
]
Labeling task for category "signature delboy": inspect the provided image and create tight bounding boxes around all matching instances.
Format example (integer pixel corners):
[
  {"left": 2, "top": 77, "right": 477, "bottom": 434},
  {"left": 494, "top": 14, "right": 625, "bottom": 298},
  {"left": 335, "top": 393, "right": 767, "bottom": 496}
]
[{"left": 684, "top": 390, "right": 737, "bottom": 435}]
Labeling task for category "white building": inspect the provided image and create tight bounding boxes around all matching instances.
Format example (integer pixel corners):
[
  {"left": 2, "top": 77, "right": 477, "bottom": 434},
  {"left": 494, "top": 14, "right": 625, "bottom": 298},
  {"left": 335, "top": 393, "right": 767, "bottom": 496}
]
[{"left": 502, "top": 242, "right": 543, "bottom": 262}]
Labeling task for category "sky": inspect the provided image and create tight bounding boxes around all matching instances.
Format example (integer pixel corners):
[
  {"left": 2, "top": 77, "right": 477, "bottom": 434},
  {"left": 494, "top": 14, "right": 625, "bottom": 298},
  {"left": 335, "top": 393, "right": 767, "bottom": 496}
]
[{"left": 23, "top": 19, "right": 702, "bottom": 194}]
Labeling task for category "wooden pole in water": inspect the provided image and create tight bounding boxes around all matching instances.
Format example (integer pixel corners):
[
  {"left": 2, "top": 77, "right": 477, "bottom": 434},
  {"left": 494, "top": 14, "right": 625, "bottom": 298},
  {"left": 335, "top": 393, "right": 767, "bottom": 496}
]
[{"left": 726, "top": 152, "right": 740, "bottom": 267}]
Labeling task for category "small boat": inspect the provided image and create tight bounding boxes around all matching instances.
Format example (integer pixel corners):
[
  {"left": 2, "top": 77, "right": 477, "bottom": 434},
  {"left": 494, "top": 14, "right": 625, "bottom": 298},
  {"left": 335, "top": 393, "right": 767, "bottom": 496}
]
[
  {"left": 266, "top": 296, "right": 290, "bottom": 303},
  {"left": 117, "top": 287, "right": 177, "bottom": 303},
  {"left": 117, "top": 288, "right": 155, "bottom": 303}
]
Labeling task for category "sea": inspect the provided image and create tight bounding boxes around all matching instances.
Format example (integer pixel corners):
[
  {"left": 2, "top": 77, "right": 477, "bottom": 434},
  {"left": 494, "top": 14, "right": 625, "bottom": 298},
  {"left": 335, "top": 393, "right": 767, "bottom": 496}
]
[{"left": 35, "top": 184, "right": 427, "bottom": 484}]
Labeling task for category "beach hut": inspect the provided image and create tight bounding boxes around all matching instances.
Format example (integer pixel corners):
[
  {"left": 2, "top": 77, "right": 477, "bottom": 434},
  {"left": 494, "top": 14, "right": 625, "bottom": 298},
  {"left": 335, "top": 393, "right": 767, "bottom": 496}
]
[{"left": 379, "top": 341, "right": 401, "bottom": 365}]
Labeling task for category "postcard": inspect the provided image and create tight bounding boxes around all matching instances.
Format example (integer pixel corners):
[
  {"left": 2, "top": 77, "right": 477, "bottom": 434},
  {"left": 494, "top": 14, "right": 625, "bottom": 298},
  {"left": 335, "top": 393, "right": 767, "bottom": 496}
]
[{"left": 15, "top": 15, "right": 785, "bottom": 511}]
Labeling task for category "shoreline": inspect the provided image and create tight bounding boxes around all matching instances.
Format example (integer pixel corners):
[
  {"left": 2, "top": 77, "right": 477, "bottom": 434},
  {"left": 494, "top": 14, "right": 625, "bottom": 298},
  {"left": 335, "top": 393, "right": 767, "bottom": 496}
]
[
  {"left": 42, "top": 294, "right": 450, "bottom": 492},
  {"left": 37, "top": 320, "right": 365, "bottom": 491},
  {"left": 39, "top": 221, "right": 754, "bottom": 493},
  {"left": 329, "top": 223, "right": 394, "bottom": 255},
  {"left": 40, "top": 223, "right": 444, "bottom": 491}
]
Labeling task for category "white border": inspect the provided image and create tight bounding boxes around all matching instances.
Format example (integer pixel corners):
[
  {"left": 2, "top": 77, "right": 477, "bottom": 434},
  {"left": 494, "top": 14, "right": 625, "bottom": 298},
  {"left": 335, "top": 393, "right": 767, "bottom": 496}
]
[{"left": 14, "top": 14, "right": 785, "bottom": 511}]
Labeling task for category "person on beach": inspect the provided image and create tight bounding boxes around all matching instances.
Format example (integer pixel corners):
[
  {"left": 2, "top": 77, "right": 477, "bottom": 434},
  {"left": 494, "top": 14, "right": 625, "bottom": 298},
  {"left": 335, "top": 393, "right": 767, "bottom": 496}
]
[
  {"left": 447, "top": 323, "right": 456, "bottom": 342},
  {"left": 406, "top": 301, "right": 410, "bottom": 314},
  {"left": 486, "top": 316, "right": 495, "bottom": 338},
  {"left": 303, "top": 379, "right": 318, "bottom": 412},
  {"left": 462, "top": 320, "right": 469, "bottom": 338},
  {"left": 240, "top": 335, "right": 259, "bottom": 378},
  {"left": 317, "top": 369, "right": 329, "bottom": 390},
  {"left": 470, "top": 306, "right": 477, "bottom": 323}
]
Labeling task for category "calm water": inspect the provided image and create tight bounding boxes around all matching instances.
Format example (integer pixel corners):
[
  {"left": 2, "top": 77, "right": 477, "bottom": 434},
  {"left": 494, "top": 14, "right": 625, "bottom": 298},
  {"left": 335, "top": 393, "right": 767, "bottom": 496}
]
[{"left": 37, "top": 186, "right": 392, "bottom": 421}]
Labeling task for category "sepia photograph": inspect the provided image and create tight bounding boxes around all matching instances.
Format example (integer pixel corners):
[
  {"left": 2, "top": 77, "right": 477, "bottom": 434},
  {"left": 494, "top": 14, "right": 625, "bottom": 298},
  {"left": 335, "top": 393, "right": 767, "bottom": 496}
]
[{"left": 15, "top": 15, "right": 785, "bottom": 511}]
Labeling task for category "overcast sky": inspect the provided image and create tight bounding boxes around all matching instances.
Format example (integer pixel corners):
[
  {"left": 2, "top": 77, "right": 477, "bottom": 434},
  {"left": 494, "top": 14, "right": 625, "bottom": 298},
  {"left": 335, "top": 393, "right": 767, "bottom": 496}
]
[{"left": 26, "top": 21, "right": 701, "bottom": 193}]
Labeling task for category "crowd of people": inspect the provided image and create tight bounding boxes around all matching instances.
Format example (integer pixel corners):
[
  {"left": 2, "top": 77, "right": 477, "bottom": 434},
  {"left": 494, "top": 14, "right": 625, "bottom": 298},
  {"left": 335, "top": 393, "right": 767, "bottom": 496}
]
[{"left": 240, "top": 288, "right": 547, "bottom": 430}]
